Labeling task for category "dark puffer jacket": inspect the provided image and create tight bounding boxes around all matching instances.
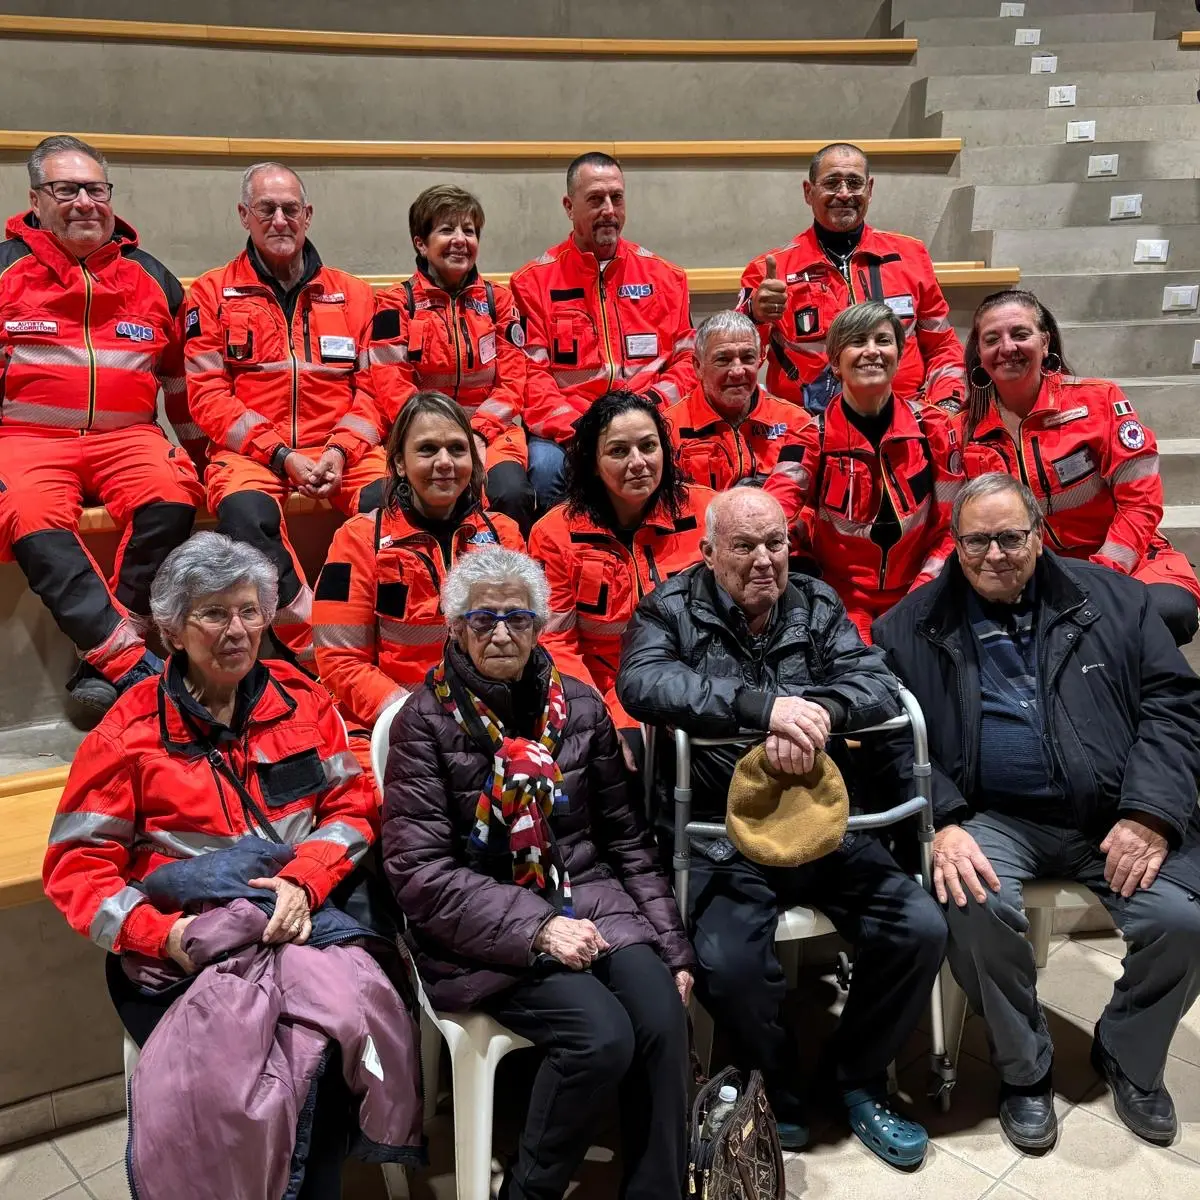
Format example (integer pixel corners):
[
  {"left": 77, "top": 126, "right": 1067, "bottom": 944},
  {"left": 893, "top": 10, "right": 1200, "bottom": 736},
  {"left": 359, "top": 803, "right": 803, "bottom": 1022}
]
[{"left": 381, "top": 644, "right": 695, "bottom": 1011}]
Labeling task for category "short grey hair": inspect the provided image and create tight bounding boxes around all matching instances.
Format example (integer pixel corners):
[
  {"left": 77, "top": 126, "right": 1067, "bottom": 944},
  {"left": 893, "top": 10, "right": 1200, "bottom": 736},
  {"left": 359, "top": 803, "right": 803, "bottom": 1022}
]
[
  {"left": 825, "top": 301, "right": 906, "bottom": 369},
  {"left": 240, "top": 161, "right": 308, "bottom": 207},
  {"left": 808, "top": 141, "right": 870, "bottom": 183},
  {"left": 694, "top": 310, "right": 760, "bottom": 361},
  {"left": 150, "top": 532, "right": 279, "bottom": 641},
  {"left": 951, "top": 472, "right": 1044, "bottom": 536},
  {"left": 703, "top": 488, "right": 786, "bottom": 542},
  {"left": 441, "top": 547, "right": 551, "bottom": 624},
  {"left": 28, "top": 135, "right": 108, "bottom": 186}
]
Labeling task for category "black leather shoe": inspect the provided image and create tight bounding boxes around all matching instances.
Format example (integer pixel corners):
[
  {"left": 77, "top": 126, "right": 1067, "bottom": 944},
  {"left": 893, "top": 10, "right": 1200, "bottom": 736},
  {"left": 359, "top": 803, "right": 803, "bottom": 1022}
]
[
  {"left": 1091, "top": 1033, "right": 1177, "bottom": 1145},
  {"left": 998, "top": 1084, "right": 1057, "bottom": 1152},
  {"left": 65, "top": 660, "right": 118, "bottom": 714}
]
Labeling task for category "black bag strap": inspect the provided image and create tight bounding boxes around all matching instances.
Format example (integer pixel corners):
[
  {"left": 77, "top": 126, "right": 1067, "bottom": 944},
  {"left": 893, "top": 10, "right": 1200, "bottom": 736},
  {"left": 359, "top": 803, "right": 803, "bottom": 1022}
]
[
  {"left": 483, "top": 279, "right": 497, "bottom": 323},
  {"left": 403, "top": 278, "right": 416, "bottom": 319}
]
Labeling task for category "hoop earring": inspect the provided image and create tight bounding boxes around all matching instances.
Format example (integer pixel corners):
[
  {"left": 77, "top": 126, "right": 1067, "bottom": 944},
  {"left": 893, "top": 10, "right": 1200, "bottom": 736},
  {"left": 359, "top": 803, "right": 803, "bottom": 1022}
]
[
  {"left": 393, "top": 475, "right": 412, "bottom": 507},
  {"left": 1040, "top": 352, "right": 1062, "bottom": 376},
  {"left": 969, "top": 365, "right": 992, "bottom": 390}
]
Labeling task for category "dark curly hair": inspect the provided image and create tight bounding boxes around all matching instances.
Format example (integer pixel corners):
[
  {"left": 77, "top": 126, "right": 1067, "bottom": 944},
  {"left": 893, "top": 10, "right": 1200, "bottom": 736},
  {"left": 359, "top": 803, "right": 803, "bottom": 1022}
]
[
  {"left": 562, "top": 390, "right": 687, "bottom": 528},
  {"left": 964, "top": 289, "right": 1073, "bottom": 443}
]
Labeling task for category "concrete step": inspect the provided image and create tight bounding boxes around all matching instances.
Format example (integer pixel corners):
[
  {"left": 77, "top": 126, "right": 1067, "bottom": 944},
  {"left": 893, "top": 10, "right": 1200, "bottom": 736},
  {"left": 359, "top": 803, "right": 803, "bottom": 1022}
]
[
  {"left": 0, "top": 39, "right": 921, "bottom": 142},
  {"left": 1159, "top": 439, "right": 1200, "bottom": 504},
  {"left": 1021, "top": 271, "right": 1200, "bottom": 323},
  {"left": 1057, "top": 318, "right": 1200, "bottom": 376},
  {"left": 914, "top": 40, "right": 1196, "bottom": 76},
  {"left": 901, "top": 11, "right": 1156, "bottom": 46},
  {"left": 895, "top": 0, "right": 1137, "bottom": 20},
  {"left": 985, "top": 225, "right": 1200, "bottom": 274},
  {"left": 924, "top": 70, "right": 1200, "bottom": 117},
  {"left": 0, "top": 0, "right": 895, "bottom": 38},
  {"left": 969, "top": 181, "right": 1200, "bottom": 230},
  {"left": 959, "top": 139, "right": 1200, "bottom": 184},
  {"left": 932, "top": 104, "right": 1200, "bottom": 148},
  {"left": 1114, "top": 375, "right": 1200, "bottom": 438},
  {"left": 0, "top": 161, "right": 959, "bottom": 281}
]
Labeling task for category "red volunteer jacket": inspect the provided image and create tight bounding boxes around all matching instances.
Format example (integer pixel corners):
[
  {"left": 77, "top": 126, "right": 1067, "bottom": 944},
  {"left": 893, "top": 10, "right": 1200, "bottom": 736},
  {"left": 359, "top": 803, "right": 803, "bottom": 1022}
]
[
  {"left": 369, "top": 267, "right": 527, "bottom": 440},
  {"left": 666, "top": 384, "right": 812, "bottom": 491},
  {"left": 738, "top": 224, "right": 965, "bottom": 409},
  {"left": 0, "top": 211, "right": 192, "bottom": 445},
  {"left": 766, "top": 395, "right": 962, "bottom": 628},
  {"left": 528, "top": 486, "right": 714, "bottom": 724},
  {"left": 42, "top": 659, "right": 378, "bottom": 958},
  {"left": 509, "top": 236, "right": 696, "bottom": 443},
  {"left": 960, "top": 373, "right": 1195, "bottom": 587},
  {"left": 184, "top": 243, "right": 381, "bottom": 467},
  {"left": 313, "top": 498, "right": 525, "bottom": 730}
]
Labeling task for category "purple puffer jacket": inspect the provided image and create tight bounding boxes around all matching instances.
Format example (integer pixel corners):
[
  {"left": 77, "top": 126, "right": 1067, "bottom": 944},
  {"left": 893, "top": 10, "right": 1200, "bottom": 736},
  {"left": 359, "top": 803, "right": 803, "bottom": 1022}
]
[
  {"left": 381, "top": 646, "right": 695, "bottom": 1012},
  {"left": 127, "top": 899, "right": 425, "bottom": 1200}
]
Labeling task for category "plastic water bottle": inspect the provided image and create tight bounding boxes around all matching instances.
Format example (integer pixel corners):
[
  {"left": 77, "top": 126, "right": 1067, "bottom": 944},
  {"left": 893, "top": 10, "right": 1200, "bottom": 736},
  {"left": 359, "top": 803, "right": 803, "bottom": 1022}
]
[{"left": 703, "top": 1084, "right": 739, "bottom": 1141}]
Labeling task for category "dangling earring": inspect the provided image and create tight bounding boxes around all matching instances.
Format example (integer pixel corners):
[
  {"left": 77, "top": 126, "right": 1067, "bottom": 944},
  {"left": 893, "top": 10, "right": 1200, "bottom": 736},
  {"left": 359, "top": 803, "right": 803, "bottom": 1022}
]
[
  {"left": 969, "top": 365, "right": 994, "bottom": 407},
  {"left": 392, "top": 473, "right": 412, "bottom": 508},
  {"left": 1040, "top": 352, "right": 1062, "bottom": 377}
]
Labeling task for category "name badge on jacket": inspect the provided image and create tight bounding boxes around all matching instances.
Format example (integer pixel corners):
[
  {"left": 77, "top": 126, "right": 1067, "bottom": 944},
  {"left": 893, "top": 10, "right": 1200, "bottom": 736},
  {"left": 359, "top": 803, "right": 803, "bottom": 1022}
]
[
  {"left": 885, "top": 294, "right": 915, "bottom": 319},
  {"left": 625, "top": 333, "right": 658, "bottom": 359},
  {"left": 319, "top": 335, "right": 356, "bottom": 362}
]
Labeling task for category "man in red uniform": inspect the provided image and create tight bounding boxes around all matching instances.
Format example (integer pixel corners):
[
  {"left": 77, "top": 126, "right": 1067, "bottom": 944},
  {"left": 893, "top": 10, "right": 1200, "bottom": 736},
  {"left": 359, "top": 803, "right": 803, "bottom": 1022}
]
[
  {"left": 185, "top": 163, "right": 385, "bottom": 668},
  {"left": 739, "top": 143, "right": 965, "bottom": 416},
  {"left": 666, "top": 310, "right": 812, "bottom": 490},
  {"left": 0, "top": 135, "right": 202, "bottom": 714},
  {"left": 510, "top": 151, "right": 696, "bottom": 510}
]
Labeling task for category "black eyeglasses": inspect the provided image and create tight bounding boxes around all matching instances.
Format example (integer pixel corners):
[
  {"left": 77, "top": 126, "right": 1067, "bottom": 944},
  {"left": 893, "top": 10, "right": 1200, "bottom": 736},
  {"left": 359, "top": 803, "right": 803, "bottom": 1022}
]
[
  {"left": 248, "top": 201, "right": 305, "bottom": 223},
  {"left": 35, "top": 181, "right": 114, "bottom": 203},
  {"left": 956, "top": 528, "right": 1034, "bottom": 557},
  {"left": 462, "top": 609, "right": 538, "bottom": 636}
]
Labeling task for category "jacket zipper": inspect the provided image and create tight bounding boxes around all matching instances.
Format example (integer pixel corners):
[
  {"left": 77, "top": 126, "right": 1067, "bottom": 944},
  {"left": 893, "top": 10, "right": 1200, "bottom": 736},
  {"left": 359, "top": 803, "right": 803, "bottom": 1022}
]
[
  {"left": 288, "top": 298, "right": 301, "bottom": 448},
  {"left": 81, "top": 263, "right": 97, "bottom": 429},
  {"left": 447, "top": 293, "right": 464, "bottom": 396},
  {"left": 596, "top": 271, "right": 618, "bottom": 390}
]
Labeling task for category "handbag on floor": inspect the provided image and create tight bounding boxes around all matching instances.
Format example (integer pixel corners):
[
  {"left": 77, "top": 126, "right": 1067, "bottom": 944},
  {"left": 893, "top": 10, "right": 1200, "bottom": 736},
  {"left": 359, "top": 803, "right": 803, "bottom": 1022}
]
[{"left": 687, "top": 1065, "right": 786, "bottom": 1199}]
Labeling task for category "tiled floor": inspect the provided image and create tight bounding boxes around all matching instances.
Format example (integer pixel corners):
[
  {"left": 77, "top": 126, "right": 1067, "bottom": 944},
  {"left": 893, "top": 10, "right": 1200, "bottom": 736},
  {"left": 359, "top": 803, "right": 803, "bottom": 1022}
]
[{"left": 6, "top": 931, "right": 1199, "bottom": 1199}]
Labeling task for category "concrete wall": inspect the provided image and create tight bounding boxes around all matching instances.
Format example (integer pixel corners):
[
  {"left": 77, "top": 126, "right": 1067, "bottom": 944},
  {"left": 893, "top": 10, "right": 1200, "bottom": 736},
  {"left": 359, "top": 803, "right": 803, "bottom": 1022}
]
[
  {"left": 0, "top": 0, "right": 893, "bottom": 38},
  {"left": 0, "top": 41, "right": 919, "bottom": 142}
]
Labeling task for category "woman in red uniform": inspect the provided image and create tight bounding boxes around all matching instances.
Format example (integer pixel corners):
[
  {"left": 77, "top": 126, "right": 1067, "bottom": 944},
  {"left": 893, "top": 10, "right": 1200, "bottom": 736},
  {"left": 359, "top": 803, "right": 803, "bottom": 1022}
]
[
  {"left": 766, "top": 301, "right": 962, "bottom": 642},
  {"left": 369, "top": 184, "right": 535, "bottom": 531},
  {"left": 528, "top": 390, "right": 713, "bottom": 756},
  {"left": 312, "top": 392, "right": 523, "bottom": 768},
  {"left": 961, "top": 289, "right": 1199, "bottom": 646}
]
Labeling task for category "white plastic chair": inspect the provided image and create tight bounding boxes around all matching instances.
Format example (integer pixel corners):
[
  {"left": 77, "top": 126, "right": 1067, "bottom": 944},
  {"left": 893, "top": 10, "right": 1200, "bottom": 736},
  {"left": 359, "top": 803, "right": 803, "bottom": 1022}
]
[
  {"left": 372, "top": 696, "right": 533, "bottom": 1200},
  {"left": 123, "top": 1032, "right": 412, "bottom": 1198}
]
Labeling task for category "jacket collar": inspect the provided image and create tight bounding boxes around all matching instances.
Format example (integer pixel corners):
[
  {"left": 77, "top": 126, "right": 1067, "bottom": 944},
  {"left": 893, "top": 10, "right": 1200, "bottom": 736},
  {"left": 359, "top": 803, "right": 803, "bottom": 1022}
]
[
  {"left": 686, "top": 561, "right": 810, "bottom": 642},
  {"left": 913, "top": 552, "right": 1094, "bottom": 642},
  {"left": 442, "top": 639, "right": 553, "bottom": 736},
  {"left": 565, "top": 490, "right": 691, "bottom": 538},
  {"left": 555, "top": 233, "right": 632, "bottom": 276},
  {"left": 821, "top": 392, "right": 919, "bottom": 453},
  {"left": 157, "top": 653, "right": 296, "bottom": 754},
  {"left": 6, "top": 209, "right": 139, "bottom": 285},
  {"left": 384, "top": 493, "right": 496, "bottom": 544},
  {"left": 970, "top": 372, "right": 1073, "bottom": 440},
  {"left": 679, "top": 384, "right": 762, "bottom": 432},
  {"left": 783, "top": 222, "right": 892, "bottom": 272},
  {"left": 242, "top": 236, "right": 323, "bottom": 297},
  {"left": 413, "top": 258, "right": 482, "bottom": 298}
]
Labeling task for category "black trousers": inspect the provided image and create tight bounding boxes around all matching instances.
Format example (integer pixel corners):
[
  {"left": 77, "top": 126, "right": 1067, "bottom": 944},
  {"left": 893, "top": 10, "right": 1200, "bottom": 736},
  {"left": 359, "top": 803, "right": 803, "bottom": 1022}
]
[
  {"left": 106, "top": 955, "right": 349, "bottom": 1200},
  {"left": 482, "top": 942, "right": 689, "bottom": 1200},
  {"left": 688, "top": 833, "right": 947, "bottom": 1121},
  {"left": 1147, "top": 582, "right": 1199, "bottom": 647}
]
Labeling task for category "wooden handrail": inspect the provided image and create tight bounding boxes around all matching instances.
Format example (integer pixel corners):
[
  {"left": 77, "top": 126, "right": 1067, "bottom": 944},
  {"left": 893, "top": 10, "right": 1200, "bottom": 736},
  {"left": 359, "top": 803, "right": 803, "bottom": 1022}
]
[
  {"left": 1180, "top": 31, "right": 1199, "bottom": 48},
  {"left": 0, "top": 768, "right": 69, "bottom": 910},
  {"left": 0, "top": 131, "right": 963, "bottom": 162},
  {"left": 0, "top": 15, "right": 918, "bottom": 58},
  {"left": 177, "top": 263, "right": 1017, "bottom": 292}
]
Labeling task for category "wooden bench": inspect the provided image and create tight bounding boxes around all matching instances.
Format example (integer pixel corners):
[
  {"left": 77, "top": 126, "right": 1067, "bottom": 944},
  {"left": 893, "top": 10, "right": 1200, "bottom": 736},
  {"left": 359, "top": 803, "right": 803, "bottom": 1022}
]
[
  {"left": 0, "top": 131, "right": 963, "bottom": 162},
  {"left": 79, "top": 492, "right": 332, "bottom": 537},
  {"left": 1180, "top": 31, "right": 1199, "bottom": 48},
  {"left": 0, "top": 15, "right": 918, "bottom": 59},
  {"left": 0, "top": 766, "right": 69, "bottom": 911},
  {"left": 178, "top": 263, "right": 1019, "bottom": 292}
]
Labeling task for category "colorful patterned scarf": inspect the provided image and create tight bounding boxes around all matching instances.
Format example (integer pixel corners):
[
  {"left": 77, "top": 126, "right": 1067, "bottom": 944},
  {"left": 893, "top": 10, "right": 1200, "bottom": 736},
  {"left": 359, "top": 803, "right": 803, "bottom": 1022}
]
[{"left": 432, "top": 655, "right": 574, "bottom": 914}]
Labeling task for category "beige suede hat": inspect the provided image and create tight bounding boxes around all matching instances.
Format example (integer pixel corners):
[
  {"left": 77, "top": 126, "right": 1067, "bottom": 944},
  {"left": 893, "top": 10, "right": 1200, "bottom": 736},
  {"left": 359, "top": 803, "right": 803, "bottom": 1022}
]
[{"left": 726, "top": 745, "right": 849, "bottom": 868}]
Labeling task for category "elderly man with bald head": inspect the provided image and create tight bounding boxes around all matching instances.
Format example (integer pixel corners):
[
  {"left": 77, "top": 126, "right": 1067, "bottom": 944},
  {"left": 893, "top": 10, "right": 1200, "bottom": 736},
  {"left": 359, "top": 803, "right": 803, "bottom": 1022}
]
[
  {"left": 184, "top": 162, "right": 386, "bottom": 669},
  {"left": 618, "top": 488, "right": 944, "bottom": 1167}
]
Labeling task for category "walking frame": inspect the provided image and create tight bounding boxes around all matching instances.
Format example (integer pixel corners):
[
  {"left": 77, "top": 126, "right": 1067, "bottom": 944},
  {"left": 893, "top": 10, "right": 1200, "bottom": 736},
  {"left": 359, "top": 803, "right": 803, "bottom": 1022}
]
[{"left": 647, "top": 685, "right": 957, "bottom": 1110}]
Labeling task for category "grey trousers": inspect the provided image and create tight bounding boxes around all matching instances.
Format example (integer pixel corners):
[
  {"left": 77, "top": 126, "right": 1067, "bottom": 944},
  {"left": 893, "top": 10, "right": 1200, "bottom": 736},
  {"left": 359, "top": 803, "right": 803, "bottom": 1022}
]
[{"left": 945, "top": 810, "right": 1200, "bottom": 1092}]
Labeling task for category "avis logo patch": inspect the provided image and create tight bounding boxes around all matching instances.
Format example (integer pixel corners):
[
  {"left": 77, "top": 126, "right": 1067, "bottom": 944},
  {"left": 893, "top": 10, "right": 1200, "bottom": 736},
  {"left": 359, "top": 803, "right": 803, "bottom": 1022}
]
[
  {"left": 618, "top": 283, "right": 653, "bottom": 300},
  {"left": 466, "top": 298, "right": 491, "bottom": 316},
  {"left": 765, "top": 422, "right": 788, "bottom": 440},
  {"left": 1117, "top": 419, "right": 1146, "bottom": 450},
  {"left": 468, "top": 530, "right": 498, "bottom": 545},
  {"left": 4, "top": 320, "right": 57, "bottom": 335},
  {"left": 115, "top": 321, "right": 154, "bottom": 342}
]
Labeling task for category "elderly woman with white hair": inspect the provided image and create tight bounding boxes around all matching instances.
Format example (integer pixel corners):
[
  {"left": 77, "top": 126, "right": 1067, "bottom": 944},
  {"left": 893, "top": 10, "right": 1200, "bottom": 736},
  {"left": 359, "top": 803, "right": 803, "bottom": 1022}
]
[
  {"left": 382, "top": 545, "right": 694, "bottom": 1200},
  {"left": 665, "top": 309, "right": 812, "bottom": 491},
  {"left": 44, "top": 531, "right": 382, "bottom": 1198}
]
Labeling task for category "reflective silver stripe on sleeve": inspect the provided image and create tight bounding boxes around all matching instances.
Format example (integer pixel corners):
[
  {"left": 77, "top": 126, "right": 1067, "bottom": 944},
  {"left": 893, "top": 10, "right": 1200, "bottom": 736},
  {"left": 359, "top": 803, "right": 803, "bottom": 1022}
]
[
  {"left": 654, "top": 380, "right": 681, "bottom": 405},
  {"left": 1109, "top": 454, "right": 1160, "bottom": 487},
  {"left": 226, "top": 410, "right": 272, "bottom": 453},
  {"left": 368, "top": 343, "right": 408, "bottom": 366},
  {"left": 185, "top": 350, "right": 225, "bottom": 374},
  {"left": 48, "top": 811, "right": 135, "bottom": 847},
  {"left": 918, "top": 316, "right": 953, "bottom": 334},
  {"left": 303, "top": 821, "right": 369, "bottom": 864},
  {"left": 274, "top": 806, "right": 317, "bottom": 844},
  {"left": 1097, "top": 538, "right": 1139, "bottom": 571},
  {"left": 138, "top": 829, "right": 242, "bottom": 859},
  {"left": 544, "top": 608, "right": 577, "bottom": 633},
  {"left": 159, "top": 375, "right": 187, "bottom": 394},
  {"left": 523, "top": 346, "right": 550, "bottom": 363},
  {"left": 1048, "top": 472, "right": 1105, "bottom": 516},
  {"left": 321, "top": 750, "right": 362, "bottom": 789},
  {"left": 918, "top": 554, "right": 949, "bottom": 578},
  {"left": 9, "top": 345, "right": 155, "bottom": 373},
  {"left": 378, "top": 617, "right": 451, "bottom": 646},
  {"left": 171, "top": 421, "right": 205, "bottom": 443},
  {"left": 312, "top": 623, "right": 375, "bottom": 650},
  {"left": 88, "top": 886, "right": 147, "bottom": 951},
  {"left": 934, "top": 479, "right": 963, "bottom": 503},
  {"left": 334, "top": 414, "right": 381, "bottom": 444}
]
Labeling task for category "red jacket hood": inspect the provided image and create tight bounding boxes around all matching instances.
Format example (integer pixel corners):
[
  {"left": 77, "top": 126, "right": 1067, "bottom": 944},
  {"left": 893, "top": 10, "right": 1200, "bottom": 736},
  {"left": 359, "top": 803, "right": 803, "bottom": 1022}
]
[{"left": 6, "top": 209, "right": 140, "bottom": 281}]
